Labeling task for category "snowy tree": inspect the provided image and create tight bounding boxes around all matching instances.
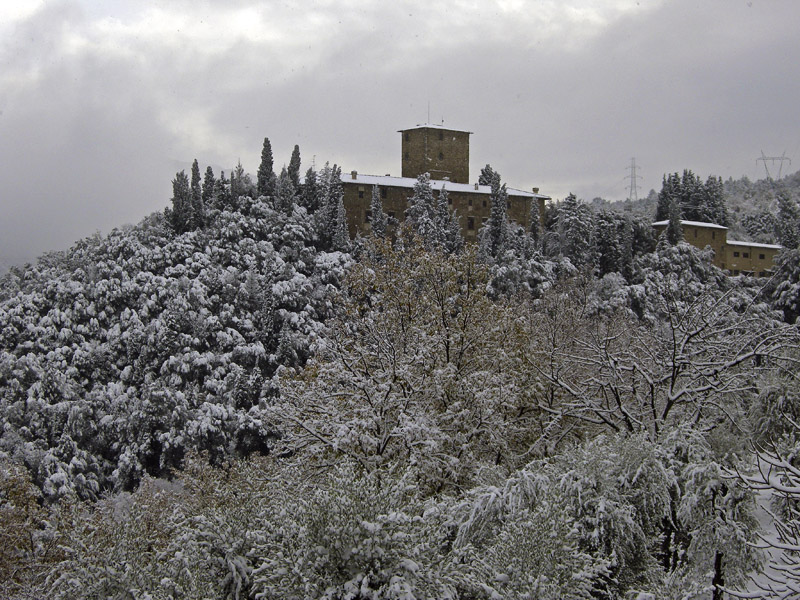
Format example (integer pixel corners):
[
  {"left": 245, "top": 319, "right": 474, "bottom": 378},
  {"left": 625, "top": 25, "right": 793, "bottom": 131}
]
[
  {"left": 666, "top": 196, "right": 684, "bottom": 244},
  {"left": 168, "top": 170, "right": 192, "bottom": 233},
  {"left": 273, "top": 166, "right": 295, "bottom": 214},
  {"left": 287, "top": 144, "right": 301, "bottom": 190},
  {"left": 299, "top": 166, "right": 319, "bottom": 213},
  {"left": 369, "top": 184, "right": 388, "bottom": 238},
  {"left": 556, "top": 193, "right": 594, "bottom": 266},
  {"left": 777, "top": 189, "right": 800, "bottom": 249},
  {"left": 257, "top": 137, "right": 275, "bottom": 197},
  {"left": 202, "top": 165, "right": 215, "bottom": 209},
  {"left": 479, "top": 180, "right": 509, "bottom": 260},
  {"left": 404, "top": 172, "right": 438, "bottom": 247},
  {"left": 190, "top": 158, "right": 205, "bottom": 229}
]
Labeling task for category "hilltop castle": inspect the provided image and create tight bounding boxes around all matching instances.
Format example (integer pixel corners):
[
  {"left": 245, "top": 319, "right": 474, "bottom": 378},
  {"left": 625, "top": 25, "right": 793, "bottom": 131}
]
[{"left": 339, "top": 124, "right": 549, "bottom": 241}]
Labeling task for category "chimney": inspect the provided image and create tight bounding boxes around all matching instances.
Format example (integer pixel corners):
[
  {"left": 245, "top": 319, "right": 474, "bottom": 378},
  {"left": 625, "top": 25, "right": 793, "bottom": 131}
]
[
  {"left": 474, "top": 183, "right": 479, "bottom": 190},
  {"left": 532, "top": 187, "right": 539, "bottom": 194},
  {"left": 351, "top": 170, "right": 358, "bottom": 180}
]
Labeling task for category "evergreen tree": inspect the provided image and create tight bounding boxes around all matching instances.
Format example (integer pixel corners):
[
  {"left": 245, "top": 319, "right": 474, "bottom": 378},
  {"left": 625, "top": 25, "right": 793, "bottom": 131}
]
[
  {"left": 202, "top": 166, "right": 215, "bottom": 209},
  {"left": 594, "top": 211, "right": 623, "bottom": 276},
  {"left": 287, "top": 144, "right": 301, "bottom": 190},
  {"left": 190, "top": 159, "right": 204, "bottom": 229},
  {"left": 257, "top": 137, "right": 275, "bottom": 197},
  {"left": 530, "top": 198, "right": 542, "bottom": 249},
  {"left": 481, "top": 182, "right": 509, "bottom": 259},
  {"left": 169, "top": 170, "right": 191, "bottom": 233},
  {"left": 479, "top": 164, "right": 501, "bottom": 187},
  {"left": 369, "top": 185, "right": 388, "bottom": 238},
  {"left": 274, "top": 167, "right": 296, "bottom": 214},
  {"left": 557, "top": 193, "right": 594, "bottom": 266},
  {"left": 777, "top": 189, "right": 800, "bottom": 249},
  {"left": 300, "top": 167, "right": 319, "bottom": 213},
  {"left": 332, "top": 195, "right": 350, "bottom": 251},
  {"left": 405, "top": 173, "right": 438, "bottom": 247},
  {"left": 214, "top": 170, "right": 231, "bottom": 210},
  {"left": 666, "top": 197, "right": 683, "bottom": 244}
]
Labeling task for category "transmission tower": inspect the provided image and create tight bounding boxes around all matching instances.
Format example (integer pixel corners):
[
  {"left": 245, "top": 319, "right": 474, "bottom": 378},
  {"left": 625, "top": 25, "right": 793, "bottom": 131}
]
[
  {"left": 757, "top": 150, "right": 791, "bottom": 181},
  {"left": 625, "top": 158, "right": 642, "bottom": 202}
]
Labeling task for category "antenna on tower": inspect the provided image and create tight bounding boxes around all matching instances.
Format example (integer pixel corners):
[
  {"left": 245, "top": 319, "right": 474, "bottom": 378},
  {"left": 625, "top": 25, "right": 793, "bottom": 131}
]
[
  {"left": 757, "top": 150, "right": 791, "bottom": 181},
  {"left": 625, "top": 158, "right": 642, "bottom": 202}
]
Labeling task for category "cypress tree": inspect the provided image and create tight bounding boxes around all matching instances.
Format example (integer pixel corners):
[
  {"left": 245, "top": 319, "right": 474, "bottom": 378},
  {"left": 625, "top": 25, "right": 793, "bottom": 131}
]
[
  {"left": 169, "top": 170, "right": 191, "bottom": 233},
  {"left": 257, "top": 137, "right": 275, "bottom": 197},
  {"left": 369, "top": 185, "right": 388, "bottom": 238},
  {"left": 190, "top": 159, "right": 204, "bottom": 228},
  {"left": 666, "top": 197, "right": 683, "bottom": 244},
  {"left": 288, "top": 144, "right": 301, "bottom": 190},
  {"left": 300, "top": 167, "right": 319, "bottom": 213},
  {"left": 202, "top": 166, "right": 215, "bottom": 208},
  {"left": 274, "top": 167, "right": 296, "bottom": 214}
]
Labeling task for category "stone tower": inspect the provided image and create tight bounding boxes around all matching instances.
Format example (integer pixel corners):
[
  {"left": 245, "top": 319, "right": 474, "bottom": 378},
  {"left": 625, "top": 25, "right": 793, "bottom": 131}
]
[{"left": 399, "top": 124, "right": 472, "bottom": 184}]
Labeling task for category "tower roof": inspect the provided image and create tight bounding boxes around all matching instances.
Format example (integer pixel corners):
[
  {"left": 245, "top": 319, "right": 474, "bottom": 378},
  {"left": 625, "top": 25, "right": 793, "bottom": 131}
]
[{"left": 398, "top": 123, "right": 473, "bottom": 134}]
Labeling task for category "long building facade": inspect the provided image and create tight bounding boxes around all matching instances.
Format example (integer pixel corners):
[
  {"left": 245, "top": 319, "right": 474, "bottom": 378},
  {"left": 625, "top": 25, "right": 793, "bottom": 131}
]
[
  {"left": 652, "top": 219, "right": 781, "bottom": 276},
  {"left": 340, "top": 124, "right": 549, "bottom": 242}
]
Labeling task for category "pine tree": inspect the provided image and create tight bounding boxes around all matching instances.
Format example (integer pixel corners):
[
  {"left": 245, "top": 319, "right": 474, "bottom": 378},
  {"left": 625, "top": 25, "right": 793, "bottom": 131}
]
[
  {"left": 557, "top": 193, "right": 594, "bottom": 266},
  {"left": 485, "top": 183, "right": 509, "bottom": 258},
  {"left": 666, "top": 197, "right": 683, "bottom": 244},
  {"left": 405, "top": 173, "right": 438, "bottom": 247},
  {"left": 332, "top": 195, "right": 350, "bottom": 251},
  {"left": 369, "top": 185, "right": 388, "bottom": 238},
  {"left": 300, "top": 167, "right": 319, "bottom": 213},
  {"left": 594, "top": 211, "right": 623, "bottom": 276},
  {"left": 274, "top": 167, "right": 296, "bottom": 214},
  {"left": 479, "top": 164, "right": 501, "bottom": 187},
  {"left": 777, "top": 189, "right": 800, "bottom": 249},
  {"left": 214, "top": 170, "right": 231, "bottom": 210},
  {"left": 169, "top": 170, "right": 191, "bottom": 233},
  {"left": 190, "top": 159, "right": 204, "bottom": 229},
  {"left": 257, "top": 137, "right": 275, "bottom": 197},
  {"left": 529, "top": 198, "right": 542, "bottom": 249},
  {"left": 288, "top": 145, "right": 301, "bottom": 190},
  {"left": 202, "top": 166, "right": 215, "bottom": 209}
]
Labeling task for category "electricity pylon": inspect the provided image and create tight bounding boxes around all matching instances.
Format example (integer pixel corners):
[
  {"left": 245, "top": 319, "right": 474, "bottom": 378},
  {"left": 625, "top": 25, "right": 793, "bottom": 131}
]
[
  {"left": 625, "top": 158, "right": 642, "bottom": 202},
  {"left": 757, "top": 150, "right": 791, "bottom": 181}
]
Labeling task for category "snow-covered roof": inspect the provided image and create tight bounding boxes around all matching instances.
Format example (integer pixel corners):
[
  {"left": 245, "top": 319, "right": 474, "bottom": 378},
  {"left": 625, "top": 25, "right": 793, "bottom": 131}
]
[
  {"left": 726, "top": 240, "right": 782, "bottom": 250},
  {"left": 341, "top": 172, "right": 550, "bottom": 199},
  {"left": 397, "top": 123, "right": 473, "bottom": 134},
  {"left": 652, "top": 219, "right": 728, "bottom": 230}
]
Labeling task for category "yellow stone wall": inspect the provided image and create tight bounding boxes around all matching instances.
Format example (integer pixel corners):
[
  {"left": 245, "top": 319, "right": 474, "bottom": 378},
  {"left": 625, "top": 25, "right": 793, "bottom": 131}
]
[{"left": 400, "top": 127, "right": 471, "bottom": 184}]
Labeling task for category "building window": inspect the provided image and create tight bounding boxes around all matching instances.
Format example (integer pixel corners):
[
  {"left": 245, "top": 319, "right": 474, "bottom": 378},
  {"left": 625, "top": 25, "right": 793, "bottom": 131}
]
[
  {"left": 712, "top": 231, "right": 716, "bottom": 239},
  {"left": 447, "top": 197, "right": 452, "bottom": 205},
  {"left": 482, "top": 199, "right": 487, "bottom": 208},
  {"left": 759, "top": 253, "right": 765, "bottom": 260},
  {"left": 467, "top": 217, "right": 475, "bottom": 230},
  {"left": 438, "top": 131, "right": 443, "bottom": 140},
  {"left": 365, "top": 210, "right": 372, "bottom": 222},
  {"left": 733, "top": 251, "right": 740, "bottom": 257},
  {"left": 405, "top": 133, "right": 409, "bottom": 141},
  {"left": 358, "top": 190, "right": 364, "bottom": 199},
  {"left": 381, "top": 188, "right": 387, "bottom": 198},
  {"left": 468, "top": 198, "right": 473, "bottom": 207},
  {"left": 694, "top": 229, "right": 698, "bottom": 238},
  {"left": 743, "top": 252, "right": 749, "bottom": 258}
]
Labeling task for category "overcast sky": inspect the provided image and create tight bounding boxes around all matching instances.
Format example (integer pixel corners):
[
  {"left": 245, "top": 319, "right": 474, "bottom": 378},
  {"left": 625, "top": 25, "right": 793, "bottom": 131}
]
[{"left": 1, "top": 0, "right": 799, "bottom": 266}]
